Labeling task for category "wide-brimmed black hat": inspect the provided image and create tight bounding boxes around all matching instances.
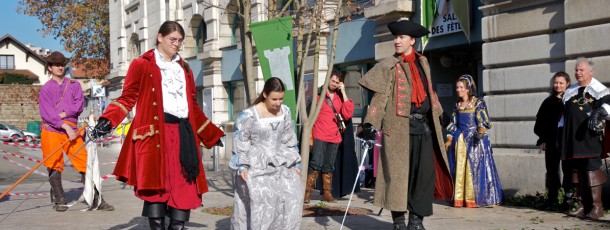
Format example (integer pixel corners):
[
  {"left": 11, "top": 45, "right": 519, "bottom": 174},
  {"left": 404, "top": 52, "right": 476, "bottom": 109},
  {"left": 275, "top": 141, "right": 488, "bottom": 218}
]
[
  {"left": 44, "top": 51, "right": 70, "bottom": 66},
  {"left": 387, "top": 20, "right": 430, "bottom": 38}
]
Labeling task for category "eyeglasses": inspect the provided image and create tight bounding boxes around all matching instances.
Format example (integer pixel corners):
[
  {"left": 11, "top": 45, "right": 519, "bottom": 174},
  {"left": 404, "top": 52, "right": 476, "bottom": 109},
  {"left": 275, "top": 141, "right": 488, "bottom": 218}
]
[
  {"left": 49, "top": 63, "right": 65, "bottom": 67},
  {"left": 168, "top": 37, "right": 184, "bottom": 45}
]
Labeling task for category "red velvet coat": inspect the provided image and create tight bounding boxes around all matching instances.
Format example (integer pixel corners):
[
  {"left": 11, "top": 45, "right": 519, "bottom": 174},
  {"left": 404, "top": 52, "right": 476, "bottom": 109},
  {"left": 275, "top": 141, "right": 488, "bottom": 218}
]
[{"left": 101, "top": 49, "right": 224, "bottom": 195}]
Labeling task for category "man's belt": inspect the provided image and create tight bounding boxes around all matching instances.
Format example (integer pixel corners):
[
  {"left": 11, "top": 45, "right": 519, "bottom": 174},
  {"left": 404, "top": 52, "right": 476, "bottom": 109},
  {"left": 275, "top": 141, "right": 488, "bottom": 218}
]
[{"left": 409, "top": 113, "right": 427, "bottom": 122}]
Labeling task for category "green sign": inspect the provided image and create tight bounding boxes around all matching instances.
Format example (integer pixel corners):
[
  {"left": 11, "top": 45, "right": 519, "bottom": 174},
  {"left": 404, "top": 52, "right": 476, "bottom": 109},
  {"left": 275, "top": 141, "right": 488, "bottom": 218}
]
[{"left": 250, "top": 16, "right": 296, "bottom": 122}]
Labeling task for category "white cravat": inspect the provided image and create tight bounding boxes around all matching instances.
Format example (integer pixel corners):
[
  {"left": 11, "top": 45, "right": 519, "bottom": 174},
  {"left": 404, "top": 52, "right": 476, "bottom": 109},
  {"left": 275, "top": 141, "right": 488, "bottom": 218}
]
[{"left": 154, "top": 49, "right": 189, "bottom": 118}]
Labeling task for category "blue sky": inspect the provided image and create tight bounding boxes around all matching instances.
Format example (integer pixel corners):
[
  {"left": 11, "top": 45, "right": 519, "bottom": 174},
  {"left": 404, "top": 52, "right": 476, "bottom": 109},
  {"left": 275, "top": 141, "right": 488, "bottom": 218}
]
[{"left": 1, "top": 0, "right": 68, "bottom": 54}]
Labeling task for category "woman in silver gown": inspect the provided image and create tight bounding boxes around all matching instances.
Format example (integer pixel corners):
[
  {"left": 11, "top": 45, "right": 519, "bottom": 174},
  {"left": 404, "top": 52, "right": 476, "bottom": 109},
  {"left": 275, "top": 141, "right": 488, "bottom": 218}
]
[{"left": 231, "top": 77, "right": 303, "bottom": 230}]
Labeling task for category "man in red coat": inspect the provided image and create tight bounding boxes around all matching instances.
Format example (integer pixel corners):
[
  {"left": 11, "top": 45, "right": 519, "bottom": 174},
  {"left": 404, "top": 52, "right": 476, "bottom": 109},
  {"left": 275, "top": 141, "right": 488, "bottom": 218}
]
[{"left": 92, "top": 21, "right": 224, "bottom": 229}]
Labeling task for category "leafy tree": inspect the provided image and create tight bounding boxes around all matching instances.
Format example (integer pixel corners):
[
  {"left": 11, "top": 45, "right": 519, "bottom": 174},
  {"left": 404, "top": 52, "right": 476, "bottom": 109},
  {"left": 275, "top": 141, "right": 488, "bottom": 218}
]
[
  {"left": 201, "top": 0, "right": 361, "bottom": 185},
  {"left": 18, "top": 0, "right": 110, "bottom": 78}
]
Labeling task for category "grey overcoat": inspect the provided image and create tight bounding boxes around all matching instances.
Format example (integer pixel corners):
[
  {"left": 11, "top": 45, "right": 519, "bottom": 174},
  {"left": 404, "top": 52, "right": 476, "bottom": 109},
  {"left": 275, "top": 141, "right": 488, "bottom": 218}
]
[{"left": 358, "top": 54, "right": 453, "bottom": 212}]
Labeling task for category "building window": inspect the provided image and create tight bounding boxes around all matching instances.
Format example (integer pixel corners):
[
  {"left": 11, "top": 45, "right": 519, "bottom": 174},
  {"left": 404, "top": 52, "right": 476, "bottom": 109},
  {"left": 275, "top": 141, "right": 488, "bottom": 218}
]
[
  {"left": 227, "top": 81, "right": 246, "bottom": 120},
  {"left": 231, "top": 14, "right": 238, "bottom": 45},
  {"left": 0, "top": 55, "right": 15, "bottom": 69},
  {"left": 196, "top": 22, "right": 206, "bottom": 54},
  {"left": 129, "top": 34, "right": 140, "bottom": 61}
]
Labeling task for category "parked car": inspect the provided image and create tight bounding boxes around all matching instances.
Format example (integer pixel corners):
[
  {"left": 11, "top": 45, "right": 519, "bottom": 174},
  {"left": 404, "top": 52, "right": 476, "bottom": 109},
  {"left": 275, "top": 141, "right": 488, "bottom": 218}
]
[
  {"left": 4, "top": 124, "right": 39, "bottom": 143},
  {"left": 0, "top": 122, "right": 24, "bottom": 142},
  {"left": 22, "top": 130, "right": 40, "bottom": 143}
]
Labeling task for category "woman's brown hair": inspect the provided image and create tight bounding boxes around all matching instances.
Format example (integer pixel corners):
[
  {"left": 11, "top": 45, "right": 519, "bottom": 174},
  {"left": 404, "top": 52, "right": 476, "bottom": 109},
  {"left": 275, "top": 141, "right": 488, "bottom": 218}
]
[
  {"left": 252, "top": 77, "right": 286, "bottom": 105},
  {"left": 156, "top": 21, "right": 185, "bottom": 46}
]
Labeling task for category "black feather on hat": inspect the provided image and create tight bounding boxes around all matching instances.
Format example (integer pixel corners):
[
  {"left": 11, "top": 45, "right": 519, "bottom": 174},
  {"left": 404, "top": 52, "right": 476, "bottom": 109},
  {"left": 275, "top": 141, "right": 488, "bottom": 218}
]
[{"left": 387, "top": 20, "right": 430, "bottom": 38}]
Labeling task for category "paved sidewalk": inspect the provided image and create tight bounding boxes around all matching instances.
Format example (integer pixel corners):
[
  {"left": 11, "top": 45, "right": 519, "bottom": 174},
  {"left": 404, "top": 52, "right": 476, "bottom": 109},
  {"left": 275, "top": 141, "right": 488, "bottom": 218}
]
[{"left": 1, "top": 145, "right": 610, "bottom": 229}]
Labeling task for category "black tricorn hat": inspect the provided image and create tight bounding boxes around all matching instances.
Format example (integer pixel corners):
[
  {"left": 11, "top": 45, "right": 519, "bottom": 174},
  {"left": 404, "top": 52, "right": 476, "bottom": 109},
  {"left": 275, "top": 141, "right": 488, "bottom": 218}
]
[
  {"left": 44, "top": 51, "right": 70, "bottom": 66},
  {"left": 387, "top": 20, "right": 430, "bottom": 38}
]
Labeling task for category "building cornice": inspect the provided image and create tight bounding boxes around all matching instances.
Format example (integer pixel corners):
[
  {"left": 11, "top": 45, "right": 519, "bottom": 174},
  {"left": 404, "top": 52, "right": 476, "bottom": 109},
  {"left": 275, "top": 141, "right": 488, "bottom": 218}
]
[
  {"left": 479, "top": 0, "right": 557, "bottom": 16},
  {"left": 125, "top": 0, "right": 140, "bottom": 13}
]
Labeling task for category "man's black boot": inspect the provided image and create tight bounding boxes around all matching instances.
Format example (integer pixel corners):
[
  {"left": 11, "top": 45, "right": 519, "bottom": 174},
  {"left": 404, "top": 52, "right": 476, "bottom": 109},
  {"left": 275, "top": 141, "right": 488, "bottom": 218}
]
[
  {"left": 406, "top": 213, "right": 425, "bottom": 230},
  {"left": 391, "top": 211, "right": 407, "bottom": 230}
]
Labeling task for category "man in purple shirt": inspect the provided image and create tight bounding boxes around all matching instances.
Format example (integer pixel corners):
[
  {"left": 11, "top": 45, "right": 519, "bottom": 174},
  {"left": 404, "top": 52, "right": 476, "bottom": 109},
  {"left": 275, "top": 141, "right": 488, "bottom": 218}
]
[{"left": 39, "top": 51, "right": 113, "bottom": 212}]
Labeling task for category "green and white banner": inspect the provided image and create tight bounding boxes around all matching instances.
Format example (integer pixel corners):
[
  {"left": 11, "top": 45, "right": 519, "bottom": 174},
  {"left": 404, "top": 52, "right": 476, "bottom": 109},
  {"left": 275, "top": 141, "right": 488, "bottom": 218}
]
[{"left": 250, "top": 16, "right": 296, "bottom": 122}]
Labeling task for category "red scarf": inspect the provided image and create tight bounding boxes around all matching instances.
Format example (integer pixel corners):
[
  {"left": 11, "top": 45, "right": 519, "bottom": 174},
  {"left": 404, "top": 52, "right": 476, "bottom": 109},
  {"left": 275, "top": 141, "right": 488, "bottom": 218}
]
[{"left": 401, "top": 52, "right": 427, "bottom": 108}]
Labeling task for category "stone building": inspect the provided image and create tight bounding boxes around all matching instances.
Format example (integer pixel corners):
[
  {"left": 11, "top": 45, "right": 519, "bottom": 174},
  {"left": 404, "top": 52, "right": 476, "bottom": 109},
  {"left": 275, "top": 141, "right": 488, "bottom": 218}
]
[
  {"left": 479, "top": 0, "right": 610, "bottom": 195},
  {"left": 106, "top": 0, "right": 609, "bottom": 195}
]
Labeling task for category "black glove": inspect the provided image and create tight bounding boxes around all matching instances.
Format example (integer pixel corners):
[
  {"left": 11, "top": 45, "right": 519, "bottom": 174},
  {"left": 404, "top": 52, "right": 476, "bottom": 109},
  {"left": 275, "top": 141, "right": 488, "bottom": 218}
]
[
  {"left": 357, "top": 123, "right": 377, "bottom": 141},
  {"left": 215, "top": 139, "right": 224, "bottom": 147},
  {"left": 588, "top": 107, "right": 608, "bottom": 132},
  {"left": 91, "top": 118, "right": 112, "bottom": 139}
]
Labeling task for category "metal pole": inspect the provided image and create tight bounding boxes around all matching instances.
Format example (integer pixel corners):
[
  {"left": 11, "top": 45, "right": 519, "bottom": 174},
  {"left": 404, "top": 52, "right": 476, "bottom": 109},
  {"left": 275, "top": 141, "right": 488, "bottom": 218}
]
[
  {"left": 213, "top": 124, "right": 225, "bottom": 172},
  {"left": 213, "top": 143, "right": 219, "bottom": 172}
]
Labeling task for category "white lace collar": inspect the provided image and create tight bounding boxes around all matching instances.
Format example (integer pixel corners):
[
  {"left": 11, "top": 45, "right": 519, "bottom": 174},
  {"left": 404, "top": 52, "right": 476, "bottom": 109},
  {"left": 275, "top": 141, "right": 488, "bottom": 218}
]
[{"left": 563, "top": 78, "right": 610, "bottom": 103}]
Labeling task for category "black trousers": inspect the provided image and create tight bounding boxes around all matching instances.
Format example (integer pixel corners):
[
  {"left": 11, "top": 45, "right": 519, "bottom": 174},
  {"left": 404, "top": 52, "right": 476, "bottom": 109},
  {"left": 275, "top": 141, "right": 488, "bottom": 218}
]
[
  {"left": 309, "top": 139, "right": 340, "bottom": 173},
  {"left": 544, "top": 143, "right": 573, "bottom": 194},
  {"left": 407, "top": 133, "right": 435, "bottom": 217}
]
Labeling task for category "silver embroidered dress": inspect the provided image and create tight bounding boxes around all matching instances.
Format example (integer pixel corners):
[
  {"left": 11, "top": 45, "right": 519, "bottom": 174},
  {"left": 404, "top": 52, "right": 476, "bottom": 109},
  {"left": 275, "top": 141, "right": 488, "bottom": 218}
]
[{"left": 231, "top": 104, "right": 302, "bottom": 230}]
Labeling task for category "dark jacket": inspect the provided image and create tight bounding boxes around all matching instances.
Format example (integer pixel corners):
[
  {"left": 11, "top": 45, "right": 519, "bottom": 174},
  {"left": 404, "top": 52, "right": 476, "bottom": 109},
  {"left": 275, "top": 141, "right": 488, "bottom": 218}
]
[{"left": 533, "top": 95, "right": 563, "bottom": 147}]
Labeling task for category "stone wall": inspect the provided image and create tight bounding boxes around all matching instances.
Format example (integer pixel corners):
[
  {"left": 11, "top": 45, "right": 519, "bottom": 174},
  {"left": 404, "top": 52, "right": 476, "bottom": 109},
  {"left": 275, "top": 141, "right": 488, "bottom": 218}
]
[
  {"left": 480, "top": 0, "right": 610, "bottom": 195},
  {"left": 0, "top": 85, "right": 41, "bottom": 130}
]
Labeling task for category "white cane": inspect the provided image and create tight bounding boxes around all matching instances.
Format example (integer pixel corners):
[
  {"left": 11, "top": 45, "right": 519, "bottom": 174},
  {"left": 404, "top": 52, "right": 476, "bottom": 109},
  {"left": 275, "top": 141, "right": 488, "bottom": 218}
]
[{"left": 340, "top": 138, "right": 377, "bottom": 230}]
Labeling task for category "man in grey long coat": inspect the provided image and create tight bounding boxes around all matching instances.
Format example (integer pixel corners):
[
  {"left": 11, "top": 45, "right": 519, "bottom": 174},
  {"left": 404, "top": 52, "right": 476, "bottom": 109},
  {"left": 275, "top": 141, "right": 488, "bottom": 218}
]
[{"left": 358, "top": 20, "right": 453, "bottom": 230}]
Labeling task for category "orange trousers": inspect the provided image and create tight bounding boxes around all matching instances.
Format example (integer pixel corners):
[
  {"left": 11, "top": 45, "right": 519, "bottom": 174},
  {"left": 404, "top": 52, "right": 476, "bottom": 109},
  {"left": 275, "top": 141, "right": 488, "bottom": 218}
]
[{"left": 41, "top": 124, "right": 87, "bottom": 173}]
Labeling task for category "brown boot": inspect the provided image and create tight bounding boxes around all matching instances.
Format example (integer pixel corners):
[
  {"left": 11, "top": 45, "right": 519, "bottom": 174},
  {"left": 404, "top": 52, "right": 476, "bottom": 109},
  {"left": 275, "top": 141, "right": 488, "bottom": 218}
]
[
  {"left": 303, "top": 171, "right": 319, "bottom": 204},
  {"left": 322, "top": 173, "right": 337, "bottom": 203},
  {"left": 94, "top": 191, "right": 115, "bottom": 211},
  {"left": 49, "top": 169, "right": 68, "bottom": 212},
  {"left": 568, "top": 171, "right": 585, "bottom": 218},
  {"left": 586, "top": 170, "right": 606, "bottom": 220}
]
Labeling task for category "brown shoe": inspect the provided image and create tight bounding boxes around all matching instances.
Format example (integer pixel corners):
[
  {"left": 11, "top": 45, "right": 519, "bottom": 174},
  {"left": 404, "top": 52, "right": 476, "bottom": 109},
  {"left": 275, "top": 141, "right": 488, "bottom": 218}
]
[
  {"left": 54, "top": 204, "right": 69, "bottom": 212},
  {"left": 97, "top": 202, "right": 115, "bottom": 211},
  {"left": 95, "top": 196, "right": 115, "bottom": 211},
  {"left": 585, "top": 170, "right": 606, "bottom": 220},
  {"left": 567, "top": 171, "right": 585, "bottom": 218},
  {"left": 304, "top": 171, "right": 319, "bottom": 204},
  {"left": 322, "top": 173, "right": 337, "bottom": 203}
]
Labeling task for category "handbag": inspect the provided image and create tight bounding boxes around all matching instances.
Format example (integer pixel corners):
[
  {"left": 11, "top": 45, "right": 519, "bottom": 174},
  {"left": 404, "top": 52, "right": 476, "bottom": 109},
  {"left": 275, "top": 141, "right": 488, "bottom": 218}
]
[{"left": 325, "top": 97, "right": 346, "bottom": 133}]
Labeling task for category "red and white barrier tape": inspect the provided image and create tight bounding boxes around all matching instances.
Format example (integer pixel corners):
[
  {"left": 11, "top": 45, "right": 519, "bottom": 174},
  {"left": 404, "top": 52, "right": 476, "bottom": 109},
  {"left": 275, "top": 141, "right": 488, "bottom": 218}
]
[
  {"left": 99, "top": 135, "right": 119, "bottom": 142},
  {"left": 6, "top": 192, "right": 49, "bottom": 197},
  {"left": 1, "top": 150, "right": 42, "bottom": 163},
  {"left": 5, "top": 187, "right": 84, "bottom": 197},
  {"left": 68, "top": 174, "right": 114, "bottom": 183},
  {"left": 1, "top": 142, "right": 41, "bottom": 148},
  {"left": 1, "top": 135, "right": 40, "bottom": 142},
  {"left": 1, "top": 135, "right": 119, "bottom": 149},
  {"left": 1, "top": 156, "right": 47, "bottom": 177}
]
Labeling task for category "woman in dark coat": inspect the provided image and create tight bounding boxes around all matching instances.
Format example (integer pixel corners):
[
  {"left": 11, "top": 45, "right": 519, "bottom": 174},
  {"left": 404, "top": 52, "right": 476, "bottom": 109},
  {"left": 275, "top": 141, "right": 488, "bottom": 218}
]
[{"left": 533, "top": 71, "right": 572, "bottom": 210}]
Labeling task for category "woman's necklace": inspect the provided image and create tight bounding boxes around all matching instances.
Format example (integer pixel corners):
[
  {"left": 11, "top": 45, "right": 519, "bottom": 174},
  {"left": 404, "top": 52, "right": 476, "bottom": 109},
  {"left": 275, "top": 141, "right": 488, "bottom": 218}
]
[{"left": 458, "top": 99, "right": 471, "bottom": 110}]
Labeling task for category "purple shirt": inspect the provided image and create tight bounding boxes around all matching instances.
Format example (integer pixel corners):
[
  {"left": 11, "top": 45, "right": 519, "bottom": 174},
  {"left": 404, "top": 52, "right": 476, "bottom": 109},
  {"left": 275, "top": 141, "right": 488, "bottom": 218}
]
[{"left": 39, "top": 77, "right": 84, "bottom": 133}]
